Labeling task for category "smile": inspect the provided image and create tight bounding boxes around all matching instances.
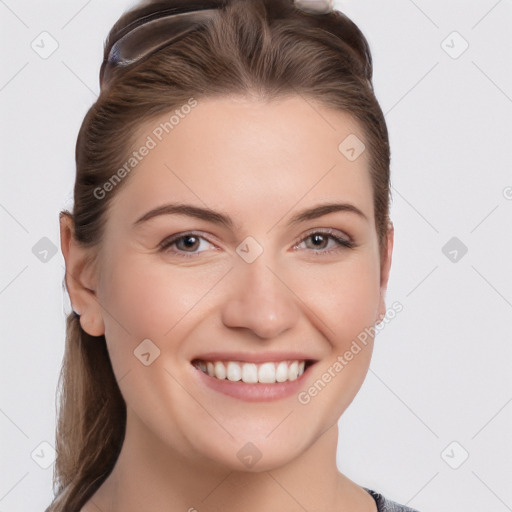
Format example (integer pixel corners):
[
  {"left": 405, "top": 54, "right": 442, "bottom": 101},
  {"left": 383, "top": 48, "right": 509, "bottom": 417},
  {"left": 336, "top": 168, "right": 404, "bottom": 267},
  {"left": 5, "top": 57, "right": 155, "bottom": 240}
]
[{"left": 193, "top": 359, "right": 311, "bottom": 383}]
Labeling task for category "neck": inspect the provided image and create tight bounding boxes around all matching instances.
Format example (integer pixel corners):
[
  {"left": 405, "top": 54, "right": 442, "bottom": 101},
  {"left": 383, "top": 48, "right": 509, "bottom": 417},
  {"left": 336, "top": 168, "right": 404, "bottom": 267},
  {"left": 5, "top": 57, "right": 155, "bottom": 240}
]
[{"left": 88, "top": 408, "right": 372, "bottom": 512}]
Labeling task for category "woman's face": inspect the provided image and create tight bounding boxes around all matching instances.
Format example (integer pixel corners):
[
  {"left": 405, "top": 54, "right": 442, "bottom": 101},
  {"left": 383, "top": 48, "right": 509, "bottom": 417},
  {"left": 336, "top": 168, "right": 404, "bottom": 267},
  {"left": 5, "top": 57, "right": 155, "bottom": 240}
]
[{"left": 87, "top": 95, "right": 392, "bottom": 470}]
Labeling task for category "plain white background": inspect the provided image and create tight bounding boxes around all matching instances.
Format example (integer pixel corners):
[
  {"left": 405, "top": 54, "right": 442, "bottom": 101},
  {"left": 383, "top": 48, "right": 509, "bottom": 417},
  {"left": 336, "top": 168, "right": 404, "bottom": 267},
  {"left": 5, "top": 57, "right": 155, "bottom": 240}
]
[{"left": 1, "top": 1, "right": 511, "bottom": 510}]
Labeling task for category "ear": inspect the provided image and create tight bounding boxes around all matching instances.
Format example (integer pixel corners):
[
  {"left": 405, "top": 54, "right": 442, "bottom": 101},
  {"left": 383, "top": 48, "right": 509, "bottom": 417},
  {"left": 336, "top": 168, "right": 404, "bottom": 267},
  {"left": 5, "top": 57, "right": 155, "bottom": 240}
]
[
  {"left": 376, "top": 221, "right": 394, "bottom": 324},
  {"left": 60, "top": 212, "right": 105, "bottom": 337}
]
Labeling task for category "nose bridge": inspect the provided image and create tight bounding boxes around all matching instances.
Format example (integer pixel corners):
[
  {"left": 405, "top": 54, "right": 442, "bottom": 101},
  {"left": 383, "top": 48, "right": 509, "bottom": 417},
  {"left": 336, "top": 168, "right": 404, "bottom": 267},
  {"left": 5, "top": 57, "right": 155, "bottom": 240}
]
[{"left": 220, "top": 248, "right": 300, "bottom": 339}]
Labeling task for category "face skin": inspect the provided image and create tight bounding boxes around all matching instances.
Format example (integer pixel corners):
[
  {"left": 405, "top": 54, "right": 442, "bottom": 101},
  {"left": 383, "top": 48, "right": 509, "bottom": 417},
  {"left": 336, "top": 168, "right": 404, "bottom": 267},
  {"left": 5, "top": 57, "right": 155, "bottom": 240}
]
[{"left": 61, "top": 94, "right": 393, "bottom": 512}]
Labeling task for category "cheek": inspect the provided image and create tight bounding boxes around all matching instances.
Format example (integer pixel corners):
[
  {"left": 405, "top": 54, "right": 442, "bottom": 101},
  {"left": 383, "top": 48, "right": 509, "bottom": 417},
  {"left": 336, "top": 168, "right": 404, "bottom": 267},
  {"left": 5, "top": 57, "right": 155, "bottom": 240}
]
[
  {"left": 291, "top": 252, "right": 381, "bottom": 347},
  {"left": 98, "top": 251, "right": 229, "bottom": 344},
  {"left": 96, "top": 253, "right": 231, "bottom": 409},
  {"left": 292, "top": 256, "right": 380, "bottom": 417}
]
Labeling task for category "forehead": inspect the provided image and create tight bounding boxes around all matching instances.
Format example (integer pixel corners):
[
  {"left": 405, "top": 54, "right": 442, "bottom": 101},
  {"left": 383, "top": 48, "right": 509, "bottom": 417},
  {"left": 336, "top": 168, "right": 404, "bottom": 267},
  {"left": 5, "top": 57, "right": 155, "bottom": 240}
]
[{"left": 110, "top": 95, "right": 373, "bottom": 225}]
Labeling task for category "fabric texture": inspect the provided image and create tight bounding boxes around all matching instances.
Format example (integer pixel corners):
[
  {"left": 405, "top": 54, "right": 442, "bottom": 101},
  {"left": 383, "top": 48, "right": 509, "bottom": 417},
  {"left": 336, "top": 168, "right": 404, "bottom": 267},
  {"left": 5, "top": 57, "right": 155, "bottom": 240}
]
[{"left": 363, "top": 487, "right": 420, "bottom": 512}]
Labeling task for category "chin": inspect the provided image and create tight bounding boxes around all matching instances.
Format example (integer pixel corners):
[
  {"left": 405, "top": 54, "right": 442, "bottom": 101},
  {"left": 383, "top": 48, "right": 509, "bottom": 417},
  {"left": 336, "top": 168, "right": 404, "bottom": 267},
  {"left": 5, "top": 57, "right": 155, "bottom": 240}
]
[{"left": 184, "top": 422, "right": 317, "bottom": 473}]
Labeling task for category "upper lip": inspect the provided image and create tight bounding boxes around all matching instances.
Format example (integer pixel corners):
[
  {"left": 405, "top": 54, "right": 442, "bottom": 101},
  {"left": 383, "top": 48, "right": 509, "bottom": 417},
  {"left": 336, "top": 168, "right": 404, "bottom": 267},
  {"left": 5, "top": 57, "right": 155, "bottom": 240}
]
[{"left": 191, "top": 351, "right": 319, "bottom": 364}]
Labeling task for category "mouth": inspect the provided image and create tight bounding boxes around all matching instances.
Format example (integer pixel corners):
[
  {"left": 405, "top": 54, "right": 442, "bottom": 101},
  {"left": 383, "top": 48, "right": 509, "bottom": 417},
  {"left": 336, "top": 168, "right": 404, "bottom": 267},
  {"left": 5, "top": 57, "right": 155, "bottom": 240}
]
[{"left": 192, "top": 358, "right": 315, "bottom": 384}]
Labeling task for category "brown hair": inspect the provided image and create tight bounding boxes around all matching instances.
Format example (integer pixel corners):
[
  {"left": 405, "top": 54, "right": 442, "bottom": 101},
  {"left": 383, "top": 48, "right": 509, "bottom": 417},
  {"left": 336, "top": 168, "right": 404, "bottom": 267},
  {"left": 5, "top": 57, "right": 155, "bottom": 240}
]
[{"left": 48, "top": 0, "right": 391, "bottom": 509}]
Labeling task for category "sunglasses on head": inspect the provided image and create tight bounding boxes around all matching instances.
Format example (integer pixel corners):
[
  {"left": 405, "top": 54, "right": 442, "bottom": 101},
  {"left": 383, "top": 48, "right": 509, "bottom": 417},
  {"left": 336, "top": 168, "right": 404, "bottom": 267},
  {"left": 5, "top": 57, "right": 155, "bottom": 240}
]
[{"left": 101, "top": 0, "right": 335, "bottom": 87}]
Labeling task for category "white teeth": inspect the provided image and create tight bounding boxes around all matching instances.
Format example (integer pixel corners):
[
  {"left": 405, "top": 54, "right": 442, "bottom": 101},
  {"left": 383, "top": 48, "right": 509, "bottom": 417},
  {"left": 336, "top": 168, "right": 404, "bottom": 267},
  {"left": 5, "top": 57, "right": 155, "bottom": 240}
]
[
  {"left": 288, "top": 361, "right": 299, "bottom": 381},
  {"left": 226, "top": 361, "right": 242, "bottom": 381},
  {"left": 214, "top": 361, "right": 226, "bottom": 380},
  {"left": 275, "top": 361, "right": 289, "bottom": 382},
  {"left": 242, "top": 363, "right": 258, "bottom": 383},
  {"left": 258, "top": 362, "right": 276, "bottom": 383},
  {"left": 195, "top": 359, "right": 308, "bottom": 383}
]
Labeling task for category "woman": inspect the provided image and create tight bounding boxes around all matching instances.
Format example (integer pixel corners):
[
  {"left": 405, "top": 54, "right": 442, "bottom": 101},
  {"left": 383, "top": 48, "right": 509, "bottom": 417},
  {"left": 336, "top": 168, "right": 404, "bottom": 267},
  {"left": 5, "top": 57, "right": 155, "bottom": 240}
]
[{"left": 49, "top": 0, "right": 419, "bottom": 510}]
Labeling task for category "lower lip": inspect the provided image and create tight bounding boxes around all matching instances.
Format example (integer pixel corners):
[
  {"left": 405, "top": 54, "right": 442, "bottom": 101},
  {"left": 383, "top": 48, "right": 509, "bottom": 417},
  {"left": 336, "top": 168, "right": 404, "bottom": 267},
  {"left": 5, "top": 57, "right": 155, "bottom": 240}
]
[{"left": 191, "top": 363, "right": 314, "bottom": 402}]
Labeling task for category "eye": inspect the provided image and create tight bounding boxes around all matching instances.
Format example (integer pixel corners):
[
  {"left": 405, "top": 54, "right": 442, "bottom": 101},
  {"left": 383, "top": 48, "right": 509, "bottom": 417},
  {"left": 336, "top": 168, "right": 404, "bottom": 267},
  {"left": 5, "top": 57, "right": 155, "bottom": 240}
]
[
  {"left": 158, "top": 229, "right": 355, "bottom": 259},
  {"left": 158, "top": 232, "right": 217, "bottom": 258},
  {"left": 293, "top": 229, "right": 354, "bottom": 254}
]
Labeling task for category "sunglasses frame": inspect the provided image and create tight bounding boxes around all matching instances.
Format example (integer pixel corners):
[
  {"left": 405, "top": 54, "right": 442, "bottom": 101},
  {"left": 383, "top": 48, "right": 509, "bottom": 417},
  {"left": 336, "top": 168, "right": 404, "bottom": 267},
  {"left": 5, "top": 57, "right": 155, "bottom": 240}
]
[{"left": 101, "top": 1, "right": 334, "bottom": 87}]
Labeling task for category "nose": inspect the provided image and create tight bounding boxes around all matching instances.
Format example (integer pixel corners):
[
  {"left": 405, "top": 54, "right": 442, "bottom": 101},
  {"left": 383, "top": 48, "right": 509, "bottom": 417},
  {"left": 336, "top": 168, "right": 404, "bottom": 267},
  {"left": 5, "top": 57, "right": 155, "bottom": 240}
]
[{"left": 220, "top": 254, "right": 300, "bottom": 339}]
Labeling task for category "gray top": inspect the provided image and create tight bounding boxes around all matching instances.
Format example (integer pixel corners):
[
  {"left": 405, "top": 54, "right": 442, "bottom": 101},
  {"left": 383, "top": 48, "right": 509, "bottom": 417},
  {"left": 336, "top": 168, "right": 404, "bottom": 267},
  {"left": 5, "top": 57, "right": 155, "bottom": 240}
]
[{"left": 364, "top": 488, "right": 420, "bottom": 512}]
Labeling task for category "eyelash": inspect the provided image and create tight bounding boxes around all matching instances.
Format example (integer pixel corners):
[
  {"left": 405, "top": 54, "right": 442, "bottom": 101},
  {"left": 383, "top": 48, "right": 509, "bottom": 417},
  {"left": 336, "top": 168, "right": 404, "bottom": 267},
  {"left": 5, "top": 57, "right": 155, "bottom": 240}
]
[{"left": 158, "top": 229, "right": 355, "bottom": 259}]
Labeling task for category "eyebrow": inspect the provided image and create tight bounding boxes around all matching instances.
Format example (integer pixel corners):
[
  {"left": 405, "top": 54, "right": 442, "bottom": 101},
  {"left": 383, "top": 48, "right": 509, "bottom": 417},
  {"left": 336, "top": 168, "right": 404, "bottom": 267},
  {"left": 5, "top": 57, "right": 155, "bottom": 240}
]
[{"left": 132, "top": 201, "right": 368, "bottom": 229}]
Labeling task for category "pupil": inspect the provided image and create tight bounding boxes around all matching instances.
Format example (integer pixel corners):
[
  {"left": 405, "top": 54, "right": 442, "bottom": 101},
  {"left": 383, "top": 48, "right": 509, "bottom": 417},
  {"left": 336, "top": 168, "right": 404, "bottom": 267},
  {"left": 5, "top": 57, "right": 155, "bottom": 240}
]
[
  {"left": 182, "top": 236, "right": 198, "bottom": 250},
  {"left": 311, "top": 234, "right": 326, "bottom": 247}
]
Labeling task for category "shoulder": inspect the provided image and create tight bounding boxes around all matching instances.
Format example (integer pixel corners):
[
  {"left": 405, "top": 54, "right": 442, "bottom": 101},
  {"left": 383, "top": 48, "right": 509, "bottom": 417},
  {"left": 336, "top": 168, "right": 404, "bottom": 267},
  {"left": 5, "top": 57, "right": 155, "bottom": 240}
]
[{"left": 363, "top": 487, "right": 421, "bottom": 512}]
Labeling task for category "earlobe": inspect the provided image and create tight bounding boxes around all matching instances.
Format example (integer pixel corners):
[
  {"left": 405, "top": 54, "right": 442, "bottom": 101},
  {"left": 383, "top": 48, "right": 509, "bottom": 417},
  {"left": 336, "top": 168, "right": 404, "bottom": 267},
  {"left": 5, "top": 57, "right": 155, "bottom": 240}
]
[
  {"left": 76, "top": 310, "right": 105, "bottom": 337},
  {"left": 376, "top": 221, "right": 394, "bottom": 324},
  {"left": 59, "top": 212, "right": 105, "bottom": 337}
]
